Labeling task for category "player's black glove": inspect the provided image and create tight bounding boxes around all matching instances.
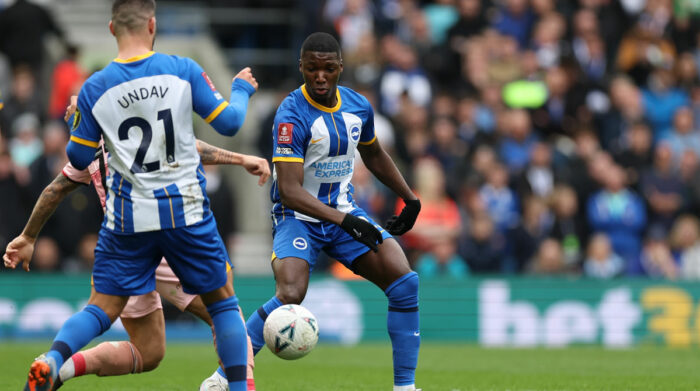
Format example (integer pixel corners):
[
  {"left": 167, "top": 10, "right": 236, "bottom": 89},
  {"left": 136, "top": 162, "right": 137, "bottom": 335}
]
[
  {"left": 385, "top": 198, "right": 421, "bottom": 235},
  {"left": 340, "top": 213, "right": 383, "bottom": 253}
]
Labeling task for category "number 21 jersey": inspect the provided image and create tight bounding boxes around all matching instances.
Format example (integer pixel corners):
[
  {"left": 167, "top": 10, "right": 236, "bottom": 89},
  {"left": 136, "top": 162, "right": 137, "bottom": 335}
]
[{"left": 70, "top": 51, "right": 227, "bottom": 233}]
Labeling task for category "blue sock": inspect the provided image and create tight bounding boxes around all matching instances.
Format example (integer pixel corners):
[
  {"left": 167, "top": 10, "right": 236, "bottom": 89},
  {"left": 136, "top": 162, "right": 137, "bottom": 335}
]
[
  {"left": 46, "top": 304, "right": 111, "bottom": 369},
  {"left": 216, "top": 366, "right": 226, "bottom": 377},
  {"left": 385, "top": 272, "right": 420, "bottom": 386},
  {"left": 245, "top": 296, "right": 282, "bottom": 354},
  {"left": 207, "top": 296, "right": 247, "bottom": 391}
]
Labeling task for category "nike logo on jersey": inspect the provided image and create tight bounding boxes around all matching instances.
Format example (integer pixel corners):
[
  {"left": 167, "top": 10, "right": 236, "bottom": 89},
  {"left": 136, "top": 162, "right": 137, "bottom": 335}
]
[{"left": 311, "top": 137, "right": 325, "bottom": 144}]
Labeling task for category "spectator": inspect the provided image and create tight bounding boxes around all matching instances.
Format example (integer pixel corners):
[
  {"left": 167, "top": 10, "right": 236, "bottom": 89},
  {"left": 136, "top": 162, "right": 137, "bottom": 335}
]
[
  {"left": 459, "top": 212, "right": 506, "bottom": 273},
  {"left": 499, "top": 109, "right": 537, "bottom": 174},
  {"left": 550, "top": 185, "right": 587, "bottom": 267},
  {"left": 0, "top": 65, "right": 43, "bottom": 134},
  {"left": 0, "top": 0, "right": 65, "bottom": 71},
  {"left": 414, "top": 240, "right": 469, "bottom": 279},
  {"left": 516, "top": 142, "right": 555, "bottom": 198},
  {"left": 511, "top": 196, "right": 553, "bottom": 272},
  {"left": 587, "top": 165, "right": 646, "bottom": 264},
  {"left": 27, "top": 121, "right": 68, "bottom": 201},
  {"left": 615, "top": 121, "right": 653, "bottom": 190},
  {"left": 479, "top": 163, "right": 519, "bottom": 233},
  {"left": 397, "top": 158, "right": 462, "bottom": 264},
  {"left": 629, "top": 227, "right": 679, "bottom": 278},
  {"left": 8, "top": 112, "right": 42, "bottom": 169},
  {"left": 640, "top": 143, "right": 685, "bottom": 231},
  {"left": 583, "top": 233, "right": 625, "bottom": 279},
  {"left": 48, "top": 45, "right": 85, "bottom": 120},
  {"left": 491, "top": 0, "right": 535, "bottom": 49},
  {"left": 671, "top": 215, "right": 700, "bottom": 280},
  {"left": 378, "top": 35, "right": 432, "bottom": 117},
  {"left": 426, "top": 115, "right": 467, "bottom": 174},
  {"left": 642, "top": 68, "right": 689, "bottom": 138},
  {"left": 665, "top": 106, "right": 700, "bottom": 162},
  {"left": 446, "top": 0, "right": 487, "bottom": 48},
  {"left": 527, "top": 238, "right": 567, "bottom": 275}
]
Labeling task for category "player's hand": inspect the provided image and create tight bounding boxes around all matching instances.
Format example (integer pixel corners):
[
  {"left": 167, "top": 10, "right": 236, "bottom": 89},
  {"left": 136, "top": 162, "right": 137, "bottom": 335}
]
[
  {"left": 233, "top": 67, "right": 258, "bottom": 91},
  {"left": 241, "top": 155, "right": 270, "bottom": 186},
  {"left": 64, "top": 95, "right": 78, "bottom": 122},
  {"left": 340, "top": 214, "right": 383, "bottom": 253},
  {"left": 385, "top": 198, "right": 421, "bottom": 236},
  {"left": 3, "top": 234, "right": 35, "bottom": 271}
]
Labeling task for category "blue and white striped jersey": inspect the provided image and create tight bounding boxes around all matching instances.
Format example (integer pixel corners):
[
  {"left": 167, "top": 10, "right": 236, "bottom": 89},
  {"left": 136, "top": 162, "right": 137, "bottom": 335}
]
[
  {"left": 70, "top": 51, "right": 237, "bottom": 233},
  {"left": 270, "top": 85, "right": 377, "bottom": 222}
]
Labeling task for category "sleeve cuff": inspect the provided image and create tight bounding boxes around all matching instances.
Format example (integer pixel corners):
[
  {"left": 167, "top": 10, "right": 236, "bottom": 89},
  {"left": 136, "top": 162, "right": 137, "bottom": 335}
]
[
  {"left": 232, "top": 78, "right": 256, "bottom": 97},
  {"left": 70, "top": 135, "right": 99, "bottom": 148},
  {"left": 358, "top": 135, "right": 377, "bottom": 145},
  {"left": 272, "top": 157, "right": 304, "bottom": 163}
]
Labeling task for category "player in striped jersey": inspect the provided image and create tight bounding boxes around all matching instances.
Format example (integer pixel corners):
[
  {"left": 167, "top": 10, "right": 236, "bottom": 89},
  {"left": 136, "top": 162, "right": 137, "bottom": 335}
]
[
  {"left": 237, "top": 33, "right": 422, "bottom": 391},
  {"left": 14, "top": 1, "right": 256, "bottom": 390},
  {"left": 4, "top": 118, "right": 266, "bottom": 390}
]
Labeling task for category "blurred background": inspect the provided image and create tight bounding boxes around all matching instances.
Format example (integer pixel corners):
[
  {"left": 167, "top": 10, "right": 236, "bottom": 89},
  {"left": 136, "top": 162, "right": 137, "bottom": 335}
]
[{"left": 2, "top": 0, "right": 700, "bottom": 347}]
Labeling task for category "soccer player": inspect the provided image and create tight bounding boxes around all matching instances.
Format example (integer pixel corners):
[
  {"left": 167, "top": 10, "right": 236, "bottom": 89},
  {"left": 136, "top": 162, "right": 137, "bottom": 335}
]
[
  {"left": 16, "top": 1, "right": 256, "bottom": 390},
  {"left": 4, "top": 125, "right": 265, "bottom": 390},
  {"left": 239, "top": 32, "right": 422, "bottom": 391}
]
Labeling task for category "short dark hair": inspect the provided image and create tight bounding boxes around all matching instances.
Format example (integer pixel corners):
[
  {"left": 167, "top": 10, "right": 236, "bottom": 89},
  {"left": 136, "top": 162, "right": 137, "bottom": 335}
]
[
  {"left": 112, "top": 0, "right": 156, "bottom": 36},
  {"left": 300, "top": 32, "right": 341, "bottom": 58}
]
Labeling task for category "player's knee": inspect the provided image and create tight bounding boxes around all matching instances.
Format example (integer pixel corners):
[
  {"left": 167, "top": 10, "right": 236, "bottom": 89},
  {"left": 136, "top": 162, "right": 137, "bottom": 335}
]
[
  {"left": 385, "top": 271, "right": 419, "bottom": 308},
  {"left": 276, "top": 284, "right": 305, "bottom": 304}
]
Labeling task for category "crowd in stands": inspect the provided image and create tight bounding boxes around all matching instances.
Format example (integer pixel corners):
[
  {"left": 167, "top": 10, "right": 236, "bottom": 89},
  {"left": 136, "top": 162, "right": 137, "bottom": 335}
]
[
  {"left": 5, "top": 0, "right": 700, "bottom": 280},
  {"left": 313, "top": 0, "right": 700, "bottom": 280}
]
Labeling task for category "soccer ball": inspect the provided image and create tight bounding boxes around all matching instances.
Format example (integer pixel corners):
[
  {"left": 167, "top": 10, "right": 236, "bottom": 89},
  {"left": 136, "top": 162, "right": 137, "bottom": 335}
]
[{"left": 263, "top": 304, "right": 319, "bottom": 360}]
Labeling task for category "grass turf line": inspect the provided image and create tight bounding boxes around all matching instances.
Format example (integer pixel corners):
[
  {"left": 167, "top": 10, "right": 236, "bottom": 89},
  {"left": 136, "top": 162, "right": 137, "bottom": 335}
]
[{"left": 1, "top": 342, "right": 698, "bottom": 390}]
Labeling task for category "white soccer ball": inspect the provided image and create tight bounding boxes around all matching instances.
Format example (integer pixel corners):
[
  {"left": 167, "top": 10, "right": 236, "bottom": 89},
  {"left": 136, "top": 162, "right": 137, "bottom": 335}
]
[{"left": 263, "top": 304, "right": 319, "bottom": 360}]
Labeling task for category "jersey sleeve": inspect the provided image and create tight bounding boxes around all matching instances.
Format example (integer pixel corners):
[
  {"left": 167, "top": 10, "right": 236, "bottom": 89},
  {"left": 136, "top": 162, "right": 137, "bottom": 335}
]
[
  {"left": 184, "top": 58, "right": 228, "bottom": 121},
  {"left": 271, "top": 106, "right": 308, "bottom": 164},
  {"left": 66, "top": 86, "right": 101, "bottom": 169},
  {"left": 62, "top": 162, "right": 92, "bottom": 185},
  {"left": 359, "top": 99, "right": 376, "bottom": 145}
]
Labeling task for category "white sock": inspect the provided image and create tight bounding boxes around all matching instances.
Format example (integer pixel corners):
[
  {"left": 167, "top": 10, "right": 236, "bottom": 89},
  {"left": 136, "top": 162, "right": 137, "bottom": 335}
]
[
  {"left": 59, "top": 357, "right": 76, "bottom": 381},
  {"left": 393, "top": 385, "right": 415, "bottom": 391}
]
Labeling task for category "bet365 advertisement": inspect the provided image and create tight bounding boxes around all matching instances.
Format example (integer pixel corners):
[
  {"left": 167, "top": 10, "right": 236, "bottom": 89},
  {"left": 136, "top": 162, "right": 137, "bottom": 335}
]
[{"left": 0, "top": 274, "right": 697, "bottom": 347}]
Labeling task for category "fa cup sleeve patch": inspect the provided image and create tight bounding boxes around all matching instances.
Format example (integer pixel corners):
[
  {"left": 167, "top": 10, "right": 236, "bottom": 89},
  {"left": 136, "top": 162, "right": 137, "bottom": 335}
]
[
  {"left": 278, "top": 123, "right": 294, "bottom": 144},
  {"left": 201, "top": 72, "right": 216, "bottom": 91}
]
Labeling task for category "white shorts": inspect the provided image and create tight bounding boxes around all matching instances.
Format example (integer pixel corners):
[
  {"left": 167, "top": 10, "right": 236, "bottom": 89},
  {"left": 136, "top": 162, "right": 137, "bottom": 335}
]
[{"left": 120, "top": 258, "right": 197, "bottom": 318}]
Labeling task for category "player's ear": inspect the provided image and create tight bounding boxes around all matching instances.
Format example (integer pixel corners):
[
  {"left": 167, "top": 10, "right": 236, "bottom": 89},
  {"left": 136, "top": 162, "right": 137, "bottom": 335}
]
[
  {"left": 298, "top": 59, "right": 302, "bottom": 72},
  {"left": 108, "top": 20, "right": 116, "bottom": 37},
  {"left": 148, "top": 17, "right": 156, "bottom": 34}
]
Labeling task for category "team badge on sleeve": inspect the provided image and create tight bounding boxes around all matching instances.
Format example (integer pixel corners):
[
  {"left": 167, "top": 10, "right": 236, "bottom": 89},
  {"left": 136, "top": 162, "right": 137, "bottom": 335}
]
[
  {"left": 201, "top": 72, "right": 216, "bottom": 91},
  {"left": 278, "top": 123, "right": 293, "bottom": 144},
  {"left": 72, "top": 108, "right": 82, "bottom": 131}
]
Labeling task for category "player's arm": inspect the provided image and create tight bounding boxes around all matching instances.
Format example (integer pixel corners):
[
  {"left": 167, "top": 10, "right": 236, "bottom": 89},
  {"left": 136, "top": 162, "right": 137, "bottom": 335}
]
[
  {"left": 276, "top": 162, "right": 382, "bottom": 251},
  {"left": 358, "top": 139, "right": 420, "bottom": 235},
  {"left": 66, "top": 93, "right": 100, "bottom": 169},
  {"left": 195, "top": 139, "right": 270, "bottom": 185},
  {"left": 3, "top": 173, "right": 80, "bottom": 271},
  {"left": 191, "top": 63, "right": 258, "bottom": 137}
]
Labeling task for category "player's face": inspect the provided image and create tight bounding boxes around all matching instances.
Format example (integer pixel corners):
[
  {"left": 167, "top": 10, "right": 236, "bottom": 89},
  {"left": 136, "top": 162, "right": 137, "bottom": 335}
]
[{"left": 300, "top": 51, "right": 343, "bottom": 105}]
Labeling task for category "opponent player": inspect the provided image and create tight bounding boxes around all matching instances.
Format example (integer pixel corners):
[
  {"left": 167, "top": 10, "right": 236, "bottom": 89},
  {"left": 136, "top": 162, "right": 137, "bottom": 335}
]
[
  {"left": 3, "top": 116, "right": 265, "bottom": 390},
  {"left": 224, "top": 32, "right": 422, "bottom": 391},
  {"left": 18, "top": 1, "right": 255, "bottom": 390}
]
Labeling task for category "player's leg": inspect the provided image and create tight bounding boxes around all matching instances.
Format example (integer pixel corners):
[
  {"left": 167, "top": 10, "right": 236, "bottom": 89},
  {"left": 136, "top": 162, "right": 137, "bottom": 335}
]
[
  {"left": 26, "top": 290, "right": 126, "bottom": 391},
  {"left": 54, "top": 293, "right": 165, "bottom": 389},
  {"left": 353, "top": 239, "right": 420, "bottom": 391},
  {"left": 246, "top": 218, "right": 318, "bottom": 355},
  {"left": 26, "top": 227, "right": 161, "bottom": 390},
  {"left": 329, "top": 209, "right": 419, "bottom": 391},
  {"left": 192, "top": 269, "right": 256, "bottom": 390},
  {"left": 160, "top": 217, "right": 248, "bottom": 391},
  {"left": 245, "top": 256, "right": 310, "bottom": 355}
]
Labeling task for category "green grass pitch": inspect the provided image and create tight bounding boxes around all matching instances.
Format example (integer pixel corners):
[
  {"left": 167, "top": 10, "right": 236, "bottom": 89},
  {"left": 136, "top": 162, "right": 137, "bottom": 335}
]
[{"left": 1, "top": 342, "right": 699, "bottom": 390}]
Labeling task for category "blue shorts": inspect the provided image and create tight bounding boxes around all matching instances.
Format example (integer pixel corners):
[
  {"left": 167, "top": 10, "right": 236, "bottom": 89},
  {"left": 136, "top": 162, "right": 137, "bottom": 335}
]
[
  {"left": 271, "top": 208, "right": 392, "bottom": 271},
  {"left": 93, "top": 214, "right": 230, "bottom": 296}
]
